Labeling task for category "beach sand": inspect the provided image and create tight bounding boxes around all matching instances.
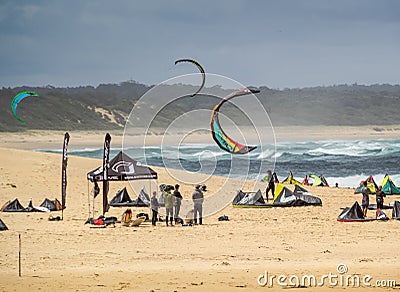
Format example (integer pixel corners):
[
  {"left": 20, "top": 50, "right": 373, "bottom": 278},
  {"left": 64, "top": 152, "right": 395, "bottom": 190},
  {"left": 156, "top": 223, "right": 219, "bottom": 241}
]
[{"left": 0, "top": 128, "right": 400, "bottom": 291}]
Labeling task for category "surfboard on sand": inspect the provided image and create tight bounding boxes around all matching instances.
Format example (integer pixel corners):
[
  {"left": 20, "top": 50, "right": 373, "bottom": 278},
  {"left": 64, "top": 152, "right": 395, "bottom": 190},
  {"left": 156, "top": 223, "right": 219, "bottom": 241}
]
[
  {"left": 33, "top": 206, "right": 51, "bottom": 212},
  {"left": 130, "top": 216, "right": 146, "bottom": 227}
]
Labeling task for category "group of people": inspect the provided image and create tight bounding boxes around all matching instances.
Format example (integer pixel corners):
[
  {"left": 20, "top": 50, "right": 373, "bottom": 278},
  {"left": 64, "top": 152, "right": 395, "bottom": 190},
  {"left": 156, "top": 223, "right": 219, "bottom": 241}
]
[
  {"left": 150, "top": 184, "right": 206, "bottom": 226},
  {"left": 361, "top": 181, "right": 386, "bottom": 217}
]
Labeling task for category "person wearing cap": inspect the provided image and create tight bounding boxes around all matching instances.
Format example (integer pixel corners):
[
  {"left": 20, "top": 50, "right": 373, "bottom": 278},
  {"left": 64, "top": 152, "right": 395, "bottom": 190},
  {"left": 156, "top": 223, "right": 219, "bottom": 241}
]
[
  {"left": 173, "top": 184, "right": 183, "bottom": 223},
  {"left": 164, "top": 186, "right": 174, "bottom": 226},
  {"left": 192, "top": 184, "right": 205, "bottom": 225},
  {"left": 150, "top": 191, "right": 159, "bottom": 226}
]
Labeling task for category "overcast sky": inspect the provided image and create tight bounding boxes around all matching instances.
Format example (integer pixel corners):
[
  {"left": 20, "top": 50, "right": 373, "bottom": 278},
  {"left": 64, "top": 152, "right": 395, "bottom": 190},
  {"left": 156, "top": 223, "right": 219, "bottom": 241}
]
[{"left": 1, "top": 0, "right": 399, "bottom": 89}]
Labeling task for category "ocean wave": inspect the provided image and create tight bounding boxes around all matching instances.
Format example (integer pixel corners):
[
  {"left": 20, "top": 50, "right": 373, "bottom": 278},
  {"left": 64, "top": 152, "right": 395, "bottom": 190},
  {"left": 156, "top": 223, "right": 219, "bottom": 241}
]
[{"left": 38, "top": 138, "right": 400, "bottom": 188}]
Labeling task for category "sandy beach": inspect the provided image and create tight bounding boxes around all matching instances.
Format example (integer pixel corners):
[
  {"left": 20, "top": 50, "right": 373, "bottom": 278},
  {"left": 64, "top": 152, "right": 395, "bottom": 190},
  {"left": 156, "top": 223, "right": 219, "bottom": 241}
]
[
  {"left": 0, "top": 125, "right": 399, "bottom": 150},
  {"left": 0, "top": 128, "right": 400, "bottom": 291}
]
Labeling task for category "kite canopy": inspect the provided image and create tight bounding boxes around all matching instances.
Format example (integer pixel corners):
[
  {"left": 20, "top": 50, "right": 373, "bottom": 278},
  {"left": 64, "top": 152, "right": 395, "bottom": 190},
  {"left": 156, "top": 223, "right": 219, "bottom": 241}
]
[
  {"left": 0, "top": 218, "right": 8, "bottom": 231},
  {"left": 271, "top": 184, "right": 322, "bottom": 207},
  {"left": 109, "top": 187, "right": 133, "bottom": 206},
  {"left": 281, "top": 171, "right": 302, "bottom": 185},
  {"left": 354, "top": 176, "right": 378, "bottom": 194},
  {"left": 232, "top": 185, "right": 322, "bottom": 208},
  {"left": 11, "top": 91, "right": 39, "bottom": 124},
  {"left": 232, "top": 190, "right": 265, "bottom": 207},
  {"left": 210, "top": 87, "right": 259, "bottom": 154},
  {"left": 174, "top": 58, "right": 205, "bottom": 97},
  {"left": 337, "top": 202, "right": 366, "bottom": 222},
  {"left": 376, "top": 209, "right": 389, "bottom": 220},
  {"left": 381, "top": 174, "right": 400, "bottom": 195},
  {"left": 87, "top": 151, "right": 157, "bottom": 182},
  {"left": 109, "top": 187, "right": 150, "bottom": 207},
  {"left": 309, "top": 174, "right": 330, "bottom": 187},
  {"left": 39, "top": 198, "right": 63, "bottom": 211},
  {"left": 2, "top": 198, "right": 26, "bottom": 212}
]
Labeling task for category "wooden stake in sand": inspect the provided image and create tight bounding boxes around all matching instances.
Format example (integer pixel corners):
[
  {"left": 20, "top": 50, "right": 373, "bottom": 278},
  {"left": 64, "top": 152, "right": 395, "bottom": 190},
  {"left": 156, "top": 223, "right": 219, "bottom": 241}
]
[{"left": 18, "top": 234, "right": 21, "bottom": 277}]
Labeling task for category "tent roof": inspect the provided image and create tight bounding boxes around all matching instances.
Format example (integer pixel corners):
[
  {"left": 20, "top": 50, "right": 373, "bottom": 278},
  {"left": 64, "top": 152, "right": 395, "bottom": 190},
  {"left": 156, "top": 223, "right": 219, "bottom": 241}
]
[{"left": 87, "top": 151, "right": 157, "bottom": 182}]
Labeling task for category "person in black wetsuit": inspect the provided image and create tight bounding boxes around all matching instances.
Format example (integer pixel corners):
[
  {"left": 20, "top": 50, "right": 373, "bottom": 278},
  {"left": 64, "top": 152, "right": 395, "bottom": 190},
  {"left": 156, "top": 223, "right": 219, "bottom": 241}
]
[{"left": 375, "top": 185, "right": 385, "bottom": 211}]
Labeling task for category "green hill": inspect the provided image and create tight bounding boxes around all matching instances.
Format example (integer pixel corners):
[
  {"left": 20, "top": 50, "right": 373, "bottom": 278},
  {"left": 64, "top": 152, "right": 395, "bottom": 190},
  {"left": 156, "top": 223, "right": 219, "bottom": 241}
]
[{"left": 1, "top": 81, "right": 400, "bottom": 132}]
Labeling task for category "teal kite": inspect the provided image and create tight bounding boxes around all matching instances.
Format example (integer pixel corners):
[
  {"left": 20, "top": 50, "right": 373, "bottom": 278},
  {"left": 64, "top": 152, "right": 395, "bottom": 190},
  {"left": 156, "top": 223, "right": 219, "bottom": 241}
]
[
  {"left": 175, "top": 58, "right": 205, "bottom": 97},
  {"left": 11, "top": 91, "right": 39, "bottom": 124}
]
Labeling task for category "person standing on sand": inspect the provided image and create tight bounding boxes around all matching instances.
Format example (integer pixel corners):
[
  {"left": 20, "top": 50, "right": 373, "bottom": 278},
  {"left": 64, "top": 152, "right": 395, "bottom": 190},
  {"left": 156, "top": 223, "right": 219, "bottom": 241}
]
[
  {"left": 375, "top": 185, "right": 385, "bottom": 211},
  {"left": 265, "top": 171, "right": 277, "bottom": 201},
  {"left": 173, "top": 184, "right": 183, "bottom": 223},
  {"left": 150, "top": 191, "right": 159, "bottom": 226},
  {"left": 192, "top": 184, "right": 205, "bottom": 225},
  {"left": 164, "top": 186, "right": 174, "bottom": 226},
  {"left": 361, "top": 181, "right": 370, "bottom": 217}
]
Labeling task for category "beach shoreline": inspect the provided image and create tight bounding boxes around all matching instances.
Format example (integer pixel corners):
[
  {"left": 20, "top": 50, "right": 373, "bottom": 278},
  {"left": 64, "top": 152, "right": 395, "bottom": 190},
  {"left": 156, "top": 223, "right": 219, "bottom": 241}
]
[{"left": 0, "top": 125, "right": 399, "bottom": 150}]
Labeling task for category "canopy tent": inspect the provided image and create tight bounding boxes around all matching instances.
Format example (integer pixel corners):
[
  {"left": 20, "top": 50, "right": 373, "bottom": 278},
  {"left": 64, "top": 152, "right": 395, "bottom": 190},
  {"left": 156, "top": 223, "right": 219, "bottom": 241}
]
[
  {"left": 381, "top": 174, "right": 400, "bottom": 195},
  {"left": 309, "top": 174, "right": 330, "bottom": 187},
  {"left": 87, "top": 149, "right": 157, "bottom": 215},
  {"left": 354, "top": 176, "right": 378, "bottom": 194},
  {"left": 281, "top": 171, "right": 301, "bottom": 185},
  {"left": 0, "top": 218, "right": 7, "bottom": 231},
  {"left": 232, "top": 190, "right": 266, "bottom": 207},
  {"left": 87, "top": 151, "right": 158, "bottom": 182},
  {"left": 392, "top": 201, "right": 400, "bottom": 220}
]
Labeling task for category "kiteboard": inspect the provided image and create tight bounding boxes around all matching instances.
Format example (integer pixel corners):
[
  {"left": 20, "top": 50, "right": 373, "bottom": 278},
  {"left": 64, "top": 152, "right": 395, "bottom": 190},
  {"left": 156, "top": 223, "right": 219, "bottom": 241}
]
[
  {"left": 33, "top": 206, "right": 50, "bottom": 212},
  {"left": 130, "top": 216, "right": 145, "bottom": 227}
]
